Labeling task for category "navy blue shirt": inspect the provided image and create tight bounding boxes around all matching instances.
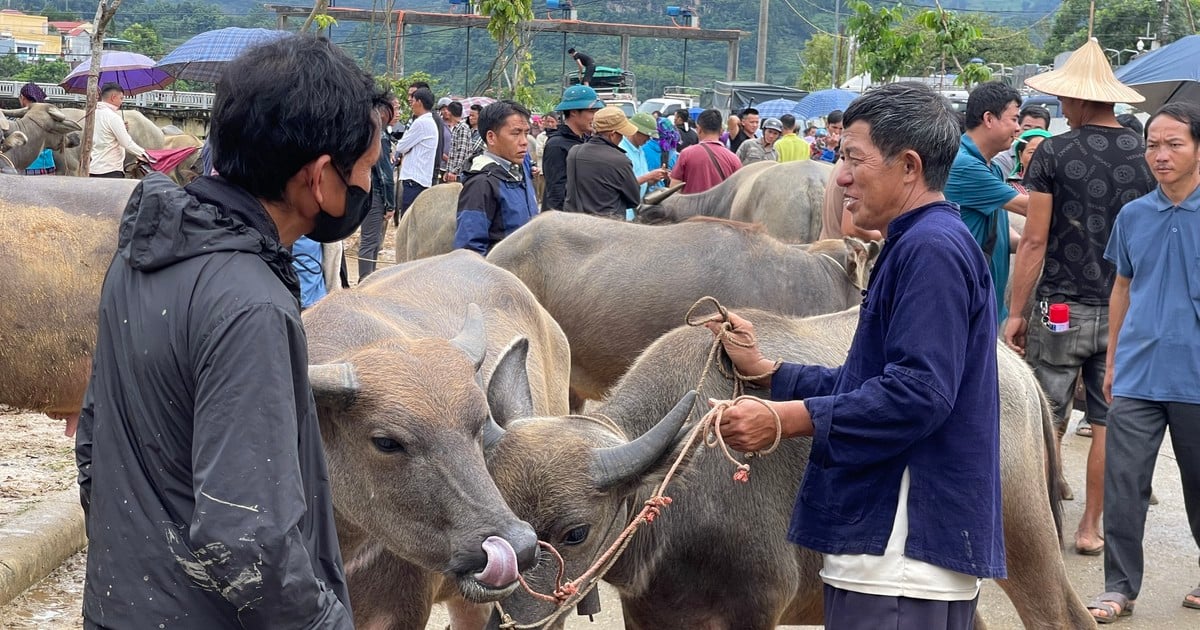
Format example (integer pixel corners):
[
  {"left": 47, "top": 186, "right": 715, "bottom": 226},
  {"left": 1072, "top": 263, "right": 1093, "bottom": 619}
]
[{"left": 771, "top": 201, "right": 1006, "bottom": 579}]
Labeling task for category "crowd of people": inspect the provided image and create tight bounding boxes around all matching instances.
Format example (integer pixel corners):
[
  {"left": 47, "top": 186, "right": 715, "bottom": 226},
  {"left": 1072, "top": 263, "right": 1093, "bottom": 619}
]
[{"left": 39, "top": 31, "right": 1198, "bottom": 630}]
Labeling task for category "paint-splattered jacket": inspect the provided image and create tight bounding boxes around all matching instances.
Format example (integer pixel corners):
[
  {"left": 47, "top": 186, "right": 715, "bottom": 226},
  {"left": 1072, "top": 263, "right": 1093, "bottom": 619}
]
[{"left": 75, "top": 174, "right": 352, "bottom": 629}]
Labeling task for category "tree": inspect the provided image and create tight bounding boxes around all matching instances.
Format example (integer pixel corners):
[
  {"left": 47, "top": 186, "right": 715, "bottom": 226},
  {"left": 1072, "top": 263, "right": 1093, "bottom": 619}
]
[
  {"left": 122, "top": 23, "right": 164, "bottom": 58},
  {"left": 846, "top": 1, "right": 923, "bottom": 84},
  {"left": 0, "top": 54, "right": 25, "bottom": 81},
  {"left": 797, "top": 33, "right": 857, "bottom": 91},
  {"left": 383, "top": 71, "right": 441, "bottom": 120},
  {"left": 1043, "top": 0, "right": 1200, "bottom": 64},
  {"left": 15, "top": 59, "right": 72, "bottom": 83},
  {"left": 478, "top": 0, "right": 535, "bottom": 102},
  {"left": 914, "top": 8, "right": 993, "bottom": 88}
]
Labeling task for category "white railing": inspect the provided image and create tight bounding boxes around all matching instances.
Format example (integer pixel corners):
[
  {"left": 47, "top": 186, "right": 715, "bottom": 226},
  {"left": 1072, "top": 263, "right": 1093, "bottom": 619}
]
[{"left": 0, "top": 80, "right": 214, "bottom": 109}]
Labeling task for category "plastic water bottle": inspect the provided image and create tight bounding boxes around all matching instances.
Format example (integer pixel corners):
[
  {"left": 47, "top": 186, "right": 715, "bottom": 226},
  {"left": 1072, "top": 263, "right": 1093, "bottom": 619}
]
[{"left": 1047, "top": 303, "right": 1070, "bottom": 333}]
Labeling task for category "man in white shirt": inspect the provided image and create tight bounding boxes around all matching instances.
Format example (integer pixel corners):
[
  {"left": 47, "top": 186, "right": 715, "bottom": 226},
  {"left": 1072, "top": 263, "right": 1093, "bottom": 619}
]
[
  {"left": 393, "top": 87, "right": 439, "bottom": 222},
  {"left": 90, "top": 82, "right": 149, "bottom": 178}
]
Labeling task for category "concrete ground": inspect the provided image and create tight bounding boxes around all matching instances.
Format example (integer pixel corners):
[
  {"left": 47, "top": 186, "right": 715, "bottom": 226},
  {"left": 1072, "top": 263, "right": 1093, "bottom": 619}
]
[{"left": 427, "top": 412, "right": 1199, "bottom": 629}]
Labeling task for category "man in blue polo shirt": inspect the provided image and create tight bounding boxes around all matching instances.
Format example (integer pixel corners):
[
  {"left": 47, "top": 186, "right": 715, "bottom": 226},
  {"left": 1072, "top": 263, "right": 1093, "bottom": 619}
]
[
  {"left": 944, "top": 81, "right": 1028, "bottom": 325},
  {"left": 706, "top": 83, "right": 1004, "bottom": 629},
  {"left": 1089, "top": 101, "right": 1200, "bottom": 623}
]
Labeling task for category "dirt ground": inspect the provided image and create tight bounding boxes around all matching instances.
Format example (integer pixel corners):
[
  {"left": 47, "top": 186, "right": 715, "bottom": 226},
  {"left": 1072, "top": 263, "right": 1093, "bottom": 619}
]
[
  {"left": 0, "top": 409, "right": 82, "bottom": 629},
  {"left": 4, "top": 408, "right": 1197, "bottom": 629}
]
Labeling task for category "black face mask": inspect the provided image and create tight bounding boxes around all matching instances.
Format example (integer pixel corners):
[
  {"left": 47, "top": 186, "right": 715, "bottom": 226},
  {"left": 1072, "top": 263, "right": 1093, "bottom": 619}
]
[{"left": 307, "top": 167, "right": 370, "bottom": 243}]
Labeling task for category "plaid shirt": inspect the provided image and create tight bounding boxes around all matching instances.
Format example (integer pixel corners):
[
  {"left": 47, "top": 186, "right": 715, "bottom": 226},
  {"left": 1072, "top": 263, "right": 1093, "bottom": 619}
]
[{"left": 447, "top": 120, "right": 473, "bottom": 175}]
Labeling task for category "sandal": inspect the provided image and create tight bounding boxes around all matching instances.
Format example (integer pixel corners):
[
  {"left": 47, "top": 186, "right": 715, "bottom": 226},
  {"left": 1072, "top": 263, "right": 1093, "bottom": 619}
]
[
  {"left": 1088, "top": 592, "right": 1134, "bottom": 624},
  {"left": 1185, "top": 585, "right": 1200, "bottom": 610},
  {"left": 1076, "top": 423, "right": 1093, "bottom": 438}
]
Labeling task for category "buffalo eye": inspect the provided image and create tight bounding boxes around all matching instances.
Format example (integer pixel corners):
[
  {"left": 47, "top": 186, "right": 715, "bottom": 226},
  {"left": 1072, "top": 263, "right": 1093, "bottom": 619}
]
[
  {"left": 562, "top": 525, "right": 590, "bottom": 546},
  {"left": 371, "top": 436, "right": 405, "bottom": 453}
]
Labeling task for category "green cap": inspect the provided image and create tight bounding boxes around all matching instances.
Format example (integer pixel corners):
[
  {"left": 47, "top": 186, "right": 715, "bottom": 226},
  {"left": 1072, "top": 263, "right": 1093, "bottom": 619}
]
[{"left": 629, "top": 113, "right": 659, "bottom": 139}]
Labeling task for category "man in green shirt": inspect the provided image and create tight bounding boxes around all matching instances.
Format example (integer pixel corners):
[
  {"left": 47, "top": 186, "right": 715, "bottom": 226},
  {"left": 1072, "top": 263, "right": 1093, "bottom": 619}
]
[{"left": 774, "top": 114, "right": 811, "bottom": 162}]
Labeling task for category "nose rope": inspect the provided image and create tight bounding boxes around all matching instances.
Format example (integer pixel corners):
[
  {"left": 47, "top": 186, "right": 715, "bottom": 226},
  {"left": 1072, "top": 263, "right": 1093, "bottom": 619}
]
[{"left": 494, "top": 296, "right": 782, "bottom": 629}]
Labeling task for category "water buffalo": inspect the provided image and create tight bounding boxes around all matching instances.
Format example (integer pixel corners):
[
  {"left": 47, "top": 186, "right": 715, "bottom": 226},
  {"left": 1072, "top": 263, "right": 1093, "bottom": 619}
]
[
  {"left": 0, "top": 176, "right": 340, "bottom": 436},
  {"left": 0, "top": 129, "right": 28, "bottom": 173},
  {"left": 638, "top": 160, "right": 835, "bottom": 243},
  {"left": 303, "top": 250, "right": 572, "bottom": 629},
  {"left": 393, "top": 182, "right": 461, "bottom": 263},
  {"left": 488, "top": 212, "right": 880, "bottom": 405},
  {"left": 485, "top": 308, "right": 1093, "bottom": 629},
  {"left": 0, "top": 175, "right": 137, "bottom": 434},
  {"left": 0, "top": 103, "right": 83, "bottom": 171}
]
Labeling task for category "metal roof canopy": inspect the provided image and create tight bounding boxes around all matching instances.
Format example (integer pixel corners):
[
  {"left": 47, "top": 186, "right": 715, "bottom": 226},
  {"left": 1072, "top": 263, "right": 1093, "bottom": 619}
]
[{"left": 263, "top": 4, "right": 744, "bottom": 81}]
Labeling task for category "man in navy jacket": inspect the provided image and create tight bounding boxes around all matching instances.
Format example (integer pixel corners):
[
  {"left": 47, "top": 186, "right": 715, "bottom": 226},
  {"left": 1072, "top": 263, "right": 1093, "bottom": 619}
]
[
  {"left": 709, "top": 82, "right": 1005, "bottom": 629},
  {"left": 453, "top": 100, "right": 539, "bottom": 255}
]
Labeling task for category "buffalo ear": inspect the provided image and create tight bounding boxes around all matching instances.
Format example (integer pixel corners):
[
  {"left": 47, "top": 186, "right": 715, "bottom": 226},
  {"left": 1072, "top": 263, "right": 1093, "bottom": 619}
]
[
  {"left": 450, "top": 303, "right": 487, "bottom": 373},
  {"left": 843, "top": 236, "right": 873, "bottom": 290},
  {"left": 487, "top": 336, "right": 536, "bottom": 428}
]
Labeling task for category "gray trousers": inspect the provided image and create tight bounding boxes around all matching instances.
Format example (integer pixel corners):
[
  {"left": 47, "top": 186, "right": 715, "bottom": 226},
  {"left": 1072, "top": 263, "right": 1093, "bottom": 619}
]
[
  {"left": 1104, "top": 396, "right": 1200, "bottom": 599},
  {"left": 357, "top": 192, "right": 387, "bottom": 281},
  {"left": 1024, "top": 300, "right": 1109, "bottom": 429},
  {"left": 823, "top": 585, "right": 977, "bottom": 630}
]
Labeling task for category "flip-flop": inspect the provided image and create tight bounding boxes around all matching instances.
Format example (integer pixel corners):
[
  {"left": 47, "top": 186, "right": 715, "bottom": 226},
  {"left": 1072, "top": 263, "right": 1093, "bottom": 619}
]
[
  {"left": 1184, "top": 585, "right": 1200, "bottom": 610},
  {"left": 1088, "top": 592, "right": 1134, "bottom": 624},
  {"left": 1075, "top": 543, "right": 1104, "bottom": 556},
  {"left": 1076, "top": 423, "right": 1093, "bottom": 438}
]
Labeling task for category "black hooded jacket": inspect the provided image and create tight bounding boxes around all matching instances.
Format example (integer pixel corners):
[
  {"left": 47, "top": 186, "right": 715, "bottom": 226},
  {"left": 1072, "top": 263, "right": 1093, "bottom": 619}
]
[{"left": 75, "top": 174, "right": 352, "bottom": 629}]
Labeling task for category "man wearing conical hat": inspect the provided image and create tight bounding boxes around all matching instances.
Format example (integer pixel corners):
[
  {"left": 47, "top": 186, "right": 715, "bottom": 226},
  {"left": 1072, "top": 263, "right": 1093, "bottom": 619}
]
[{"left": 1002, "top": 39, "right": 1155, "bottom": 603}]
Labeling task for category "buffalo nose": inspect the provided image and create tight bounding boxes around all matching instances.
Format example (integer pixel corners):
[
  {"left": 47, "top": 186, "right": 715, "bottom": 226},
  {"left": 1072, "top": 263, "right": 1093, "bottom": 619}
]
[{"left": 506, "top": 520, "right": 538, "bottom": 573}]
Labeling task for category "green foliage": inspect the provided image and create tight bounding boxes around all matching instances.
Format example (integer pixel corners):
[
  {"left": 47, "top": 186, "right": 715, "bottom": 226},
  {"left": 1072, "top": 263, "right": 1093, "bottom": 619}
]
[
  {"left": 846, "top": 1, "right": 924, "bottom": 83},
  {"left": 797, "top": 33, "right": 858, "bottom": 91},
  {"left": 955, "top": 62, "right": 993, "bottom": 88},
  {"left": 915, "top": 8, "right": 981, "bottom": 74},
  {"left": 1043, "top": 0, "right": 1200, "bottom": 64},
  {"left": 0, "top": 54, "right": 26, "bottom": 81},
  {"left": 15, "top": 59, "right": 72, "bottom": 83},
  {"left": 478, "top": 0, "right": 535, "bottom": 102},
  {"left": 382, "top": 71, "right": 440, "bottom": 119},
  {"left": 313, "top": 14, "right": 338, "bottom": 31},
  {"left": 122, "top": 23, "right": 165, "bottom": 58}
]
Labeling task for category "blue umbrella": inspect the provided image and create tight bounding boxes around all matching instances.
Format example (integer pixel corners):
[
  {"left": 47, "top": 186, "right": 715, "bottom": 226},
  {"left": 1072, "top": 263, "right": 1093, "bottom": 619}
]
[
  {"left": 1115, "top": 34, "right": 1200, "bottom": 114},
  {"left": 61, "top": 51, "right": 174, "bottom": 94},
  {"left": 754, "top": 98, "right": 801, "bottom": 119},
  {"left": 156, "top": 27, "right": 293, "bottom": 83},
  {"left": 793, "top": 89, "right": 860, "bottom": 121}
]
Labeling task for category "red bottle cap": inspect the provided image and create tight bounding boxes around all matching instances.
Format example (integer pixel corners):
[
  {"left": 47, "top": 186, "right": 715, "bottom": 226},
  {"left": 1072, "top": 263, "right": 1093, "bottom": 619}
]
[{"left": 1048, "top": 303, "right": 1070, "bottom": 325}]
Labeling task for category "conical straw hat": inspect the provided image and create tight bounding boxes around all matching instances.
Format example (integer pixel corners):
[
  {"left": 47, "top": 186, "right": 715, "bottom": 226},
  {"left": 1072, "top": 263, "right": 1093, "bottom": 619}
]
[{"left": 1025, "top": 38, "right": 1145, "bottom": 103}]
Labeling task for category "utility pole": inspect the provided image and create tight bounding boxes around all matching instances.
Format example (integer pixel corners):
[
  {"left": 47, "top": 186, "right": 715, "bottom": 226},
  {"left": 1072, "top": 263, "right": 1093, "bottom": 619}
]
[
  {"left": 1158, "top": 0, "right": 1171, "bottom": 46},
  {"left": 755, "top": 0, "right": 768, "bottom": 82},
  {"left": 831, "top": 0, "right": 841, "bottom": 89}
]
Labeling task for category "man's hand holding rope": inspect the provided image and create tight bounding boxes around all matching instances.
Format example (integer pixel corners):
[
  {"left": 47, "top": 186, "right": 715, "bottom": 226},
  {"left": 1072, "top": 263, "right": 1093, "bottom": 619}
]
[{"left": 702, "top": 310, "right": 815, "bottom": 454}]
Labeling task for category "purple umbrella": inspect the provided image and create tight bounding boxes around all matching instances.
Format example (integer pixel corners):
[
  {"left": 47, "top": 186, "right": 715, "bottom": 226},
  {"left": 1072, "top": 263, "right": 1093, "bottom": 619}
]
[{"left": 60, "top": 51, "right": 175, "bottom": 95}]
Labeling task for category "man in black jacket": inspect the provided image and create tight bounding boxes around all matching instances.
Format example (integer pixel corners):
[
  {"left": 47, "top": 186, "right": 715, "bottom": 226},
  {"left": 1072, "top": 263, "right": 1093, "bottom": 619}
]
[
  {"left": 564, "top": 106, "right": 641, "bottom": 216},
  {"left": 541, "top": 84, "right": 602, "bottom": 211},
  {"left": 75, "top": 35, "right": 389, "bottom": 630}
]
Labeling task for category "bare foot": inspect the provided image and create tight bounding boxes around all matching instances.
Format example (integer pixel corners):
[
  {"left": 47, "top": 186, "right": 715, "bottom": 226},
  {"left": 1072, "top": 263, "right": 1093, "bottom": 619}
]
[{"left": 1074, "top": 531, "right": 1104, "bottom": 555}]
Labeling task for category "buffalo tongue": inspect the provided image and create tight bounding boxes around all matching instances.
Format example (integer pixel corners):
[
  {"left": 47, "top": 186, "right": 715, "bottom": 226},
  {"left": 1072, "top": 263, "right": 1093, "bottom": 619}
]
[{"left": 474, "top": 536, "right": 519, "bottom": 588}]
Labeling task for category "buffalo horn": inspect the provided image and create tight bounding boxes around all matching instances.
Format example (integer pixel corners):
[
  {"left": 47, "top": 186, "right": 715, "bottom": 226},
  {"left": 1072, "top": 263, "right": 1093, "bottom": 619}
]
[
  {"left": 640, "top": 181, "right": 684, "bottom": 206},
  {"left": 308, "top": 363, "right": 359, "bottom": 411},
  {"left": 449, "top": 303, "right": 487, "bottom": 372},
  {"left": 589, "top": 391, "right": 698, "bottom": 490},
  {"left": 1, "top": 107, "right": 28, "bottom": 118},
  {"left": 47, "top": 106, "right": 65, "bottom": 122}
]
